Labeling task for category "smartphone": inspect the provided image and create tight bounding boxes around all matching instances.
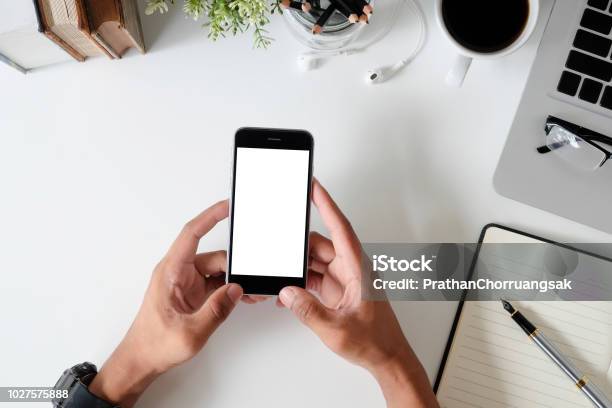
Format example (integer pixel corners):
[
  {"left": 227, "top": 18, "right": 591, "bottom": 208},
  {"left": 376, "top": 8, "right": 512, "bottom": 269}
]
[{"left": 227, "top": 128, "right": 314, "bottom": 295}]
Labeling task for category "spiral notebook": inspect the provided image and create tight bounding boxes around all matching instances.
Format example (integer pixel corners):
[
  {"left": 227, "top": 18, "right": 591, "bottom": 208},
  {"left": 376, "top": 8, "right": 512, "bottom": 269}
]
[{"left": 434, "top": 224, "right": 612, "bottom": 408}]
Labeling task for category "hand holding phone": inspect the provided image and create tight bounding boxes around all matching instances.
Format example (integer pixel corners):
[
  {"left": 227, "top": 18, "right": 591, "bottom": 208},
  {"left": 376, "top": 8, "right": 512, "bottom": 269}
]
[
  {"left": 277, "top": 181, "right": 439, "bottom": 408},
  {"left": 88, "top": 201, "right": 243, "bottom": 407}
]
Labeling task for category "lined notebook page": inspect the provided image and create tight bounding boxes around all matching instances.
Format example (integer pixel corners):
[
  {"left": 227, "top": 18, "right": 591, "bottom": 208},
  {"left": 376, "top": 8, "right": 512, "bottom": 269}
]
[{"left": 436, "top": 227, "right": 612, "bottom": 408}]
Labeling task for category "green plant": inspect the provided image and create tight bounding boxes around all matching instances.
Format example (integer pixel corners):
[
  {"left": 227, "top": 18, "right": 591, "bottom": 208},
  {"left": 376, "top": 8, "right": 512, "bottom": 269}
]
[{"left": 145, "top": 0, "right": 282, "bottom": 48}]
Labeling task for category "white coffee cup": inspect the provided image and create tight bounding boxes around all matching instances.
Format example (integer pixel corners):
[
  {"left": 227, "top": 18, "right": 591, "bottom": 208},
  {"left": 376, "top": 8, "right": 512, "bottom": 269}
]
[{"left": 435, "top": 0, "right": 540, "bottom": 87}]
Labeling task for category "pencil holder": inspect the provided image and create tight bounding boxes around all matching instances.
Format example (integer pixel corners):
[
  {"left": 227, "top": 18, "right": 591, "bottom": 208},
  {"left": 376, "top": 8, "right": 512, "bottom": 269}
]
[{"left": 283, "top": 0, "right": 373, "bottom": 51}]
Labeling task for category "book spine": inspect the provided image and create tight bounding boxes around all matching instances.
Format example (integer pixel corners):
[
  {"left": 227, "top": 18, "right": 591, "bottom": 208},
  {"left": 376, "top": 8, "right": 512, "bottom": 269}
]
[
  {"left": 92, "top": 33, "right": 121, "bottom": 59},
  {"left": 75, "top": 0, "right": 90, "bottom": 33},
  {"left": 118, "top": 0, "right": 146, "bottom": 53},
  {"left": 115, "top": 0, "right": 126, "bottom": 27},
  {"left": 36, "top": 0, "right": 86, "bottom": 61},
  {"left": 43, "top": 30, "right": 86, "bottom": 62},
  {"left": 75, "top": 0, "right": 115, "bottom": 59}
]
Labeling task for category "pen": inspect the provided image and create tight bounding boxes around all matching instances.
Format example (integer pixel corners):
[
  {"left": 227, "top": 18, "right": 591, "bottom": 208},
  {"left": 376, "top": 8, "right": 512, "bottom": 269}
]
[
  {"left": 354, "top": 0, "right": 373, "bottom": 15},
  {"left": 330, "top": 0, "right": 359, "bottom": 14},
  {"left": 280, "top": 0, "right": 312, "bottom": 13},
  {"left": 329, "top": 0, "right": 359, "bottom": 23},
  {"left": 501, "top": 299, "right": 612, "bottom": 408},
  {"left": 312, "top": 5, "right": 336, "bottom": 35},
  {"left": 331, "top": 0, "right": 369, "bottom": 24}
]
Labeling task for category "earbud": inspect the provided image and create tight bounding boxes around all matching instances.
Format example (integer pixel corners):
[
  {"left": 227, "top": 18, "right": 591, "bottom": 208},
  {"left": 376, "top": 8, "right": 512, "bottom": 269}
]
[
  {"left": 365, "top": 67, "right": 386, "bottom": 84},
  {"left": 365, "top": 61, "right": 408, "bottom": 84}
]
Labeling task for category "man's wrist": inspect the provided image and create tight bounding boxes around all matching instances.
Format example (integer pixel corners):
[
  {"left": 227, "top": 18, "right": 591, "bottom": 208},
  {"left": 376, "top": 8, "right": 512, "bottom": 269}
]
[
  {"left": 368, "top": 347, "right": 438, "bottom": 408},
  {"left": 88, "top": 337, "right": 160, "bottom": 408}
]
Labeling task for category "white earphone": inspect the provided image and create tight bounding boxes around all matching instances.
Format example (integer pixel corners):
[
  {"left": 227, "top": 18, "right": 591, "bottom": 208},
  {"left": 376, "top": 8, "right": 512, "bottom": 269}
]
[
  {"left": 366, "top": 60, "right": 410, "bottom": 84},
  {"left": 298, "top": 48, "right": 359, "bottom": 71},
  {"left": 297, "top": 0, "right": 426, "bottom": 85}
]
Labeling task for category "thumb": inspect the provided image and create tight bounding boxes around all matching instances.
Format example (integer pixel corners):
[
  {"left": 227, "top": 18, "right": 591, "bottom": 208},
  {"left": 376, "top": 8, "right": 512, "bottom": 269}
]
[
  {"left": 195, "top": 283, "right": 243, "bottom": 334},
  {"left": 279, "top": 286, "right": 332, "bottom": 333}
]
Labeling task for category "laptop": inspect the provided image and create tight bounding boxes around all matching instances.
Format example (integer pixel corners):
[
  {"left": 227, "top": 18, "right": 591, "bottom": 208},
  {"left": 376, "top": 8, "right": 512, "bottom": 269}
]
[{"left": 494, "top": 0, "right": 612, "bottom": 234}]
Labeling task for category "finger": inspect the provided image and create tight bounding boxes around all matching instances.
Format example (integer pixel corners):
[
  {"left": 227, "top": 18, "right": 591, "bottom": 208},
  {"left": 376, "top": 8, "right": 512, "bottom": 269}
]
[
  {"left": 195, "top": 283, "right": 243, "bottom": 334},
  {"left": 309, "top": 258, "right": 328, "bottom": 275},
  {"left": 168, "top": 200, "right": 229, "bottom": 262},
  {"left": 312, "top": 181, "right": 359, "bottom": 256},
  {"left": 241, "top": 296, "right": 258, "bottom": 304},
  {"left": 194, "top": 250, "right": 227, "bottom": 278},
  {"left": 279, "top": 286, "right": 332, "bottom": 333},
  {"left": 187, "top": 274, "right": 227, "bottom": 310},
  {"left": 241, "top": 295, "right": 269, "bottom": 304},
  {"left": 306, "top": 271, "right": 323, "bottom": 293},
  {"left": 309, "top": 231, "right": 335, "bottom": 264},
  {"left": 308, "top": 269, "right": 344, "bottom": 309},
  {"left": 275, "top": 297, "right": 285, "bottom": 308},
  {"left": 204, "top": 274, "right": 226, "bottom": 294},
  {"left": 276, "top": 279, "right": 321, "bottom": 306},
  {"left": 247, "top": 295, "right": 269, "bottom": 302}
]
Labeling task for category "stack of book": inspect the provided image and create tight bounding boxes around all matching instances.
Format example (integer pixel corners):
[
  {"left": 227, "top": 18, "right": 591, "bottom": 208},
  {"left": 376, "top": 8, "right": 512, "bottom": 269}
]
[{"left": 0, "top": 0, "right": 145, "bottom": 74}]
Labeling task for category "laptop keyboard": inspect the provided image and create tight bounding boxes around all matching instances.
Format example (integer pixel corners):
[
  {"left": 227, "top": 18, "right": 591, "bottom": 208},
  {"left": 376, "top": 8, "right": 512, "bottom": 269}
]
[{"left": 558, "top": 0, "right": 612, "bottom": 110}]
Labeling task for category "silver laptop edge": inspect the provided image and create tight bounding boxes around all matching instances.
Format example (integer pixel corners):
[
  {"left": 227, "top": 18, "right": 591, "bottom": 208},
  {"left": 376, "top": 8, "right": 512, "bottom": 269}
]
[{"left": 494, "top": 0, "right": 612, "bottom": 234}]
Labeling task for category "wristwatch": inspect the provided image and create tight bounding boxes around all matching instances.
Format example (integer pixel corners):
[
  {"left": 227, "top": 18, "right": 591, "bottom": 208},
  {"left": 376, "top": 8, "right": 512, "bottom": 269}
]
[{"left": 52, "top": 362, "right": 118, "bottom": 408}]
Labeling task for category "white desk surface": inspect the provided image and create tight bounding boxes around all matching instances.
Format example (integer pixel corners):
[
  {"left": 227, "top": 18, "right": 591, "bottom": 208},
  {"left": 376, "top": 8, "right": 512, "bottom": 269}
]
[{"left": 1, "top": 1, "right": 611, "bottom": 407}]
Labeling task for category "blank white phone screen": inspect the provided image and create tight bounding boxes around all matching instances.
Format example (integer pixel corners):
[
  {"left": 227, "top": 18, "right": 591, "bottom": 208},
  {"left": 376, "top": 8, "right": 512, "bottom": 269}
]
[{"left": 231, "top": 147, "right": 310, "bottom": 278}]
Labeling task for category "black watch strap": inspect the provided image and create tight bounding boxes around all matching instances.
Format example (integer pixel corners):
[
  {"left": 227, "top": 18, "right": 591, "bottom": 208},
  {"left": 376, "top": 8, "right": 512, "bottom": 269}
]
[
  {"left": 62, "top": 381, "right": 117, "bottom": 408},
  {"left": 53, "top": 363, "right": 118, "bottom": 408}
]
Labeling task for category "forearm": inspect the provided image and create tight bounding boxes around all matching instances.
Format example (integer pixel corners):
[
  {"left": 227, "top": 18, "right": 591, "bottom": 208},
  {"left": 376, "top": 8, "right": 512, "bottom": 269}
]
[
  {"left": 370, "top": 348, "right": 440, "bottom": 408},
  {"left": 88, "top": 336, "right": 160, "bottom": 408}
]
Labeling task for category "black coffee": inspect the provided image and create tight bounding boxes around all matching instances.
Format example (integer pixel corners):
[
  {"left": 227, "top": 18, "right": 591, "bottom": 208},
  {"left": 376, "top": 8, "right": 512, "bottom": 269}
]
[{"left": 442, "top": 0, "right": 529, "bottom": 53}]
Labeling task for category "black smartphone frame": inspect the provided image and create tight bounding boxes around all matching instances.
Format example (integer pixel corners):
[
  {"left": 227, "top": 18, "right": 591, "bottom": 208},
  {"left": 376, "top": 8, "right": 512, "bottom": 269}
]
[{"left": 227, "top": 127, "right": 314, "bottom": 295}]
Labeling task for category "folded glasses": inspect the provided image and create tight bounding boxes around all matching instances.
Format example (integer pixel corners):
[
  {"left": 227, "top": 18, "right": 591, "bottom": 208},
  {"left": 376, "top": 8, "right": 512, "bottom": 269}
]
[{"left": 537, "top": 116, "right": 612, "bottom": 171}]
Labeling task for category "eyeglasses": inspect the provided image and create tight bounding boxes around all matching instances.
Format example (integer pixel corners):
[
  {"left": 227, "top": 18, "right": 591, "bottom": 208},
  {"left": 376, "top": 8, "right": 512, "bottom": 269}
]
[{"left": 536, "top": 116, "right": 612, "bottom": 171}]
